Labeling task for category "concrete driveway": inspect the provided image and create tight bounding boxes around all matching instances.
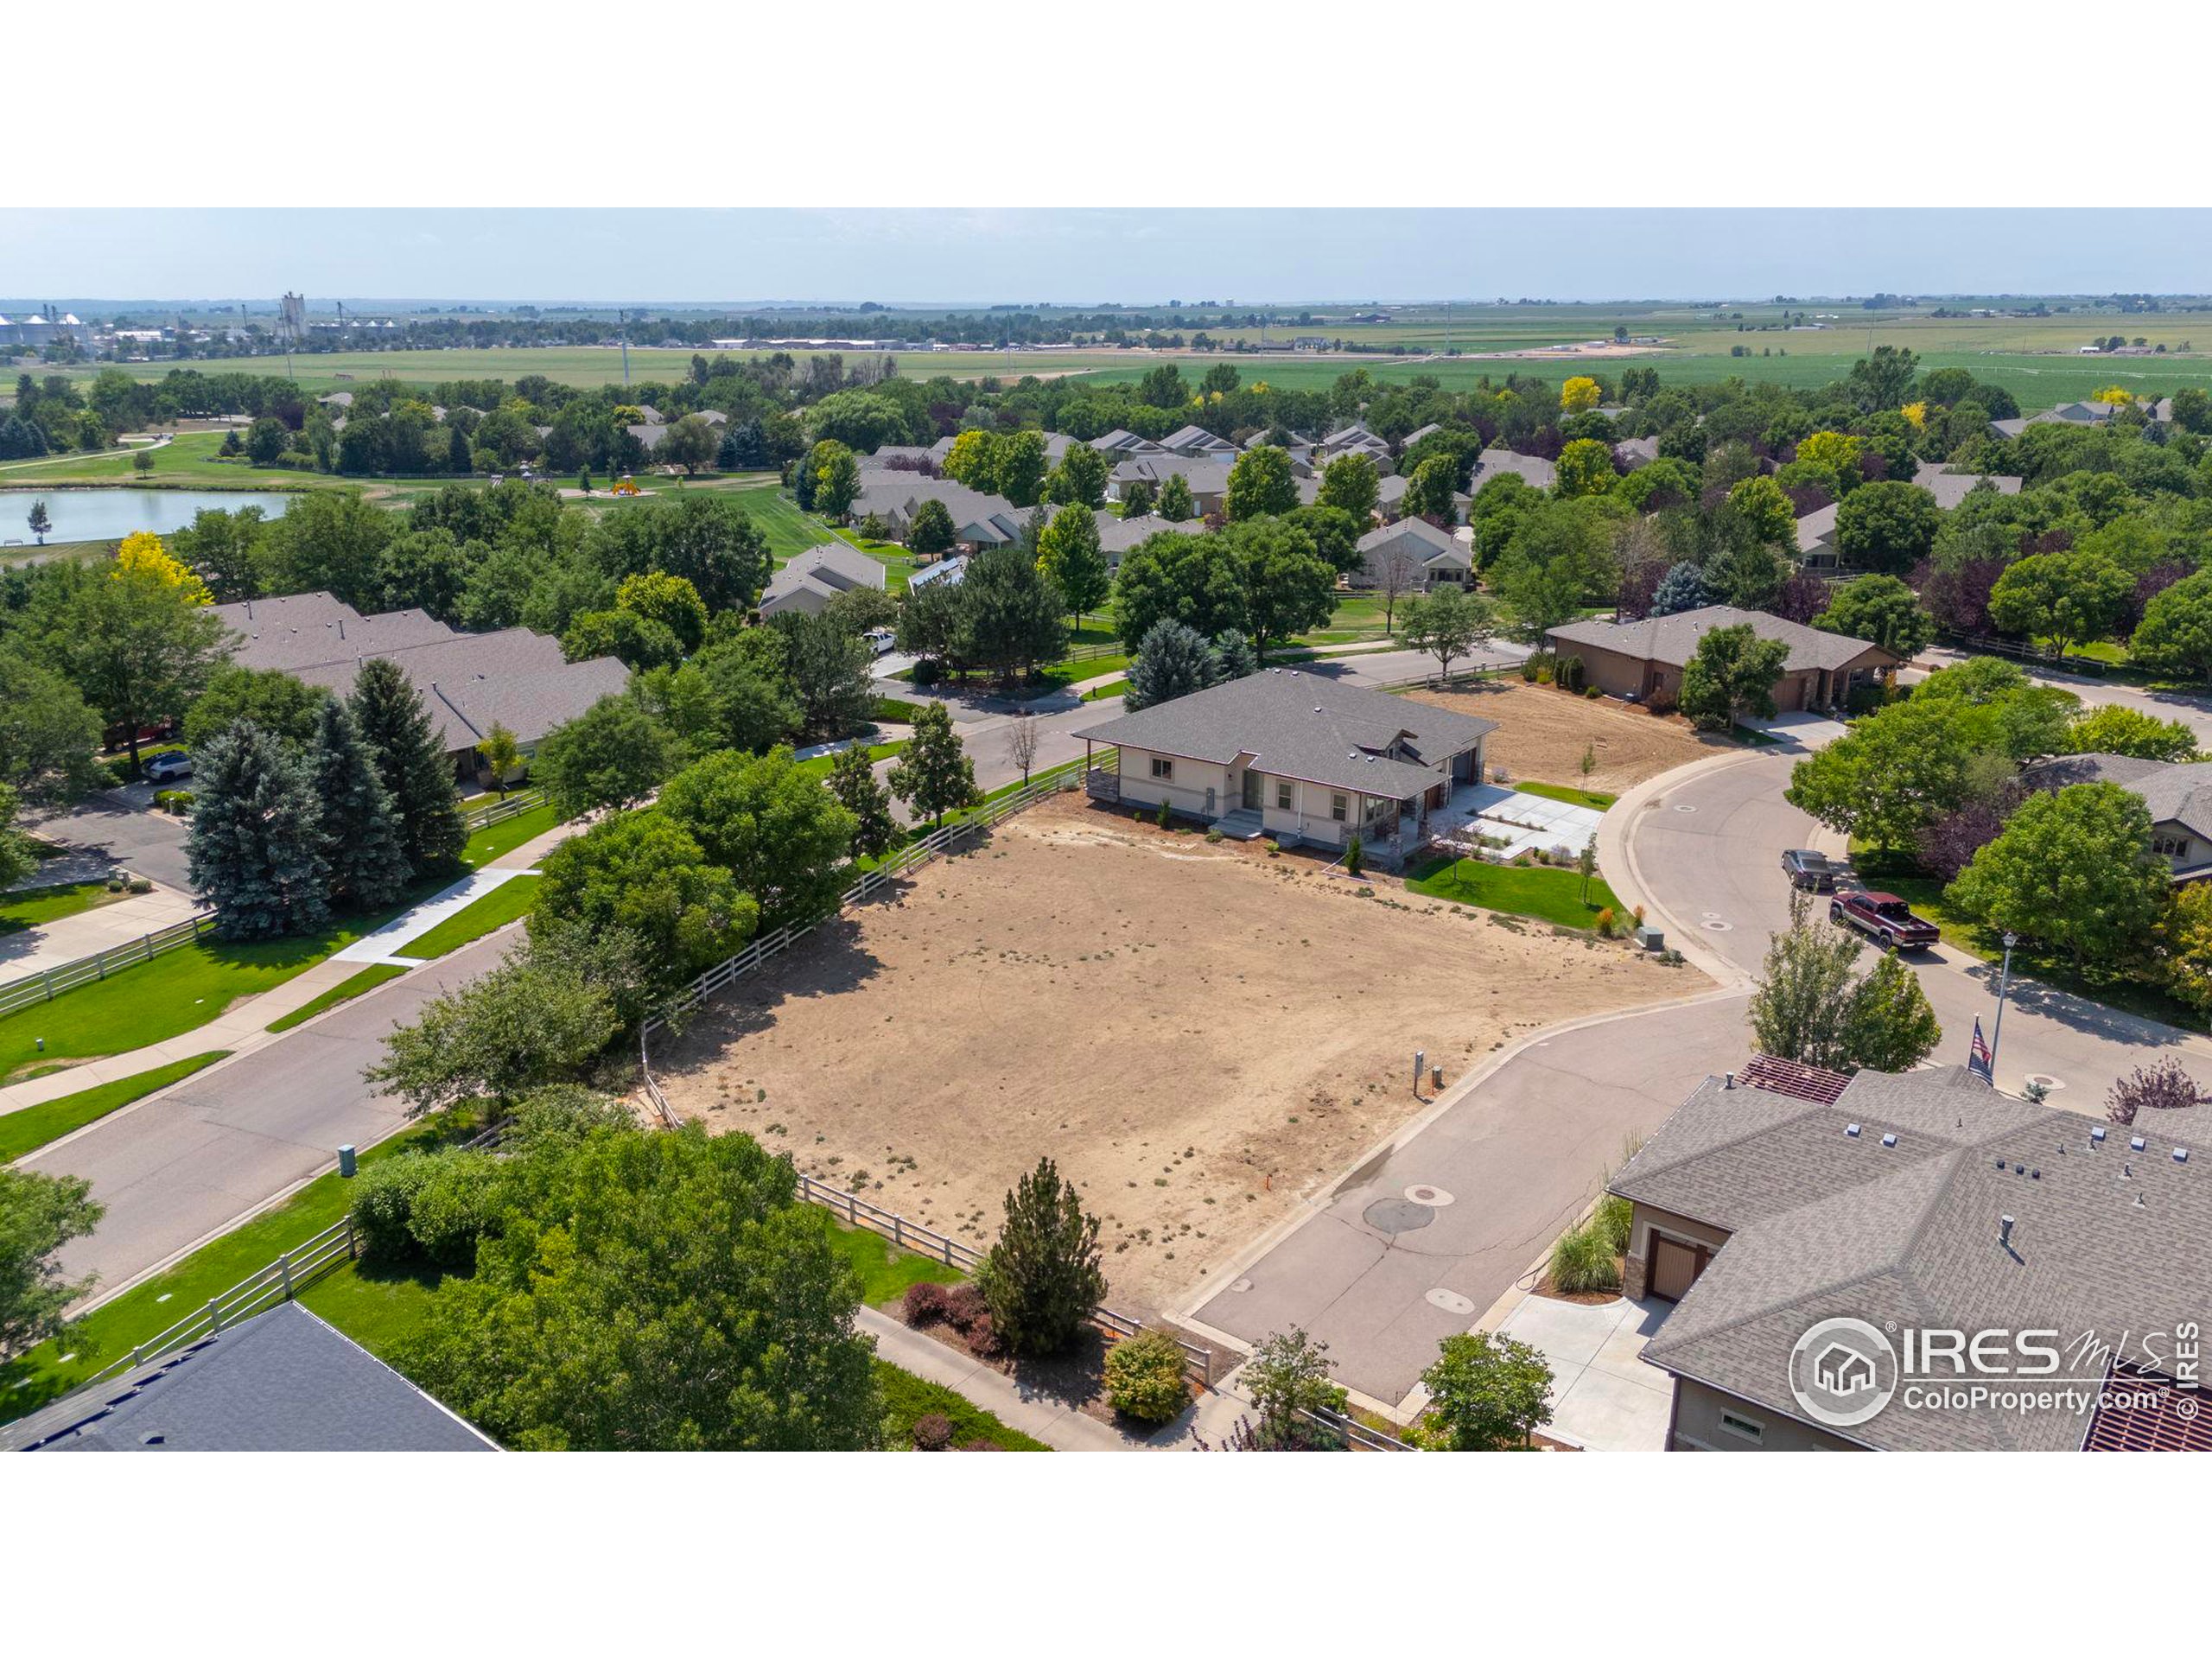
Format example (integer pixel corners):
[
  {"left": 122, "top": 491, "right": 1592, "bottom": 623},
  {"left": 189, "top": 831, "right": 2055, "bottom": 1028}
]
[
  {"left": 1492, "top": 1292, "right": 1674, "bottom": 1451},
  {"left": 1181, "top": 988, "right": 1746, "bottom": 1408},
  {"left": 25, "top": 931, "right": 517, "bottom": 1300},
  {"left": 28, "top": 791, "right": 196, "bottom": 894}
]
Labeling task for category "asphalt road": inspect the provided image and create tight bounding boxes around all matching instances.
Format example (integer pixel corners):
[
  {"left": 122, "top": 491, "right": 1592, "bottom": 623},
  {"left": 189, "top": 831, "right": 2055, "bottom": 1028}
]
[
  {"left": 29, "top": 790, "right": 196, "bottom": 893},
  {"left": 1627, "top": 747, "right": 2212, "bottom": 1105},
  {"left": 25, "top": 931, "right": 517, "bottom": 1299},
  {"left": 1189, "top": 991, "right": 1746, "bottom": 1405}
]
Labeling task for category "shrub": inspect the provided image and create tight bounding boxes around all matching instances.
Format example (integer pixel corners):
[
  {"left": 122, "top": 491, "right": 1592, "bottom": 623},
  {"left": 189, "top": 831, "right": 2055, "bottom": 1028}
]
[
  {"left": 347, "top": 1154, "right": 440, "bottom": 1263},
  {"left": 1156, "top": 796, "right": 1173, "bottom": 830},
  {"left": 155, "top": 790, "right": 193, "bottom": 815},
  {"left": 404, "top": 1151, "right": 503, "bottom": 1269},
  {"left": 1104, "top": 1328, "right": 1192, "bottom": 1423},
  {"left": 1535, "top": 666, "right": 1554, "bottom": 684},
  {"left": 1548, "top": 1223, "right": 1622, "bottom": 1294},
  {"left": 910, "top": 658, "right": 943, "bottom": 688},
  {"left": 1345, "top": 833, "right": 1363, "bottom": 877},
  {"left": 128, "top": 875, "right": 153, "bottom": 893},
  {"left": 1846, "top": 681, "right": 1890, "bottom": 717},
  {"left": 903, "top": 1281, "right": 954, "bottom": 1326},
  {"left": 1585, "top": 685, "right": 1602, "bottom": 699},
  {"left": 1205, "top": 827, "right": 1224, "bottom": 843},
  {"left": 1554, "top": 654, "right": 1585, "bottom": 693},
  {"left": 1646, "top": 689, "right": 1678, "bottom": 717},
  {"left": 910, "top": 1412, "right": 954, "bottom": 1451},
  {"left": 1594, "top": 906, "right": 1617, "bottom": 938},
  {"left": 1595, "top": 1194, "right": 1633, "bottom": 1255}
]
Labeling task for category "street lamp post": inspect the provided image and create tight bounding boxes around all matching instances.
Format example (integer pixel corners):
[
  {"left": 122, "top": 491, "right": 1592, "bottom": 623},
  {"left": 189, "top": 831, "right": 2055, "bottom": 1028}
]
[{"left": 1988, "top": 931, "right": 2018, "bottom": 1079}]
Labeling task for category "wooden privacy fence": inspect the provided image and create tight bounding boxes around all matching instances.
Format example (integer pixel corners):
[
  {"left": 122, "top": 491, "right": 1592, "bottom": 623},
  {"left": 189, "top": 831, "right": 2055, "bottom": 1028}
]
[
  {"left": 463, "top": 786, "right": 548, "bottom": 831},
  {"left": 0, "top": 912, "right": 218, "bottom": 1017}
]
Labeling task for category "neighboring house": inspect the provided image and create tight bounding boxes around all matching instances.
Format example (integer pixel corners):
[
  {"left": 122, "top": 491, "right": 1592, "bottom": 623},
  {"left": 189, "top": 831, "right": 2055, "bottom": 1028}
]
[
  {"left": 1990, "top": 400, "right": 2121, "bottom": 441},
  {"left": 1093, "top": 509, "right": 1207, "bottom": 572},
  {"left": 863, "top": 444, "right": 936, "bottom": 469},
  {"left": 1614, "top": 1063, "right": 2211, "bottom": 1452},
  {"left": 848, "top": 474, "right": 1025, "bottom": 547},
  {"left": 213, "top": 592, "right": 630, "bottom": 780},
  {"left": 1613, "top": 434, "right": 1660, "bottom": 470},
  {"left": 1543, "top": 604, "right": 1901, "bottom": 710},
  {"left": 632, "top": 404, "right": 665, "bottom": 424},
  {"left": 1468, "top": 448, "right": 1557, "bottom": 492},
  {"left": 1075, "top": 668, "right": 1494, "bottom": 866},
  {"left": 0, "top": 1303, "right": 497, "bottom": 1452},
  {"left": 906, "top": 553, "right": 969, "bottom": 592},
  {"left": 1090, "top": 428, "right": 1166, "bottom": 458},
  {"left": 1354, "top": 517, "right": 1470, "bottom": 589},
  {"left": 1793, "top": 501, "right": 1841, "bottom": 569},
  {"left": 1910, "top": 460, "right": 2024, "bottom": 510},
  {"left": 1400, "top": 422, "right": 1443, "bottom": 449},
  {"left": 626, "top": 422, "right": 668, "bottom": 452},
  {"left": 1159, "top": 423, "right": 1239, "bottom": 457},
  {"left": 760, "top": 543, "right": 889, "bottom": 618},
  {"left": 1108, "top": 454, "right": 1235, "bottom": 516},
  {"left": 1316, "top": 422, "right": 1395, "bottom": 472},
  {"left": 2021, "top": 752, "right": 2212, "bottom": 880},
  {"left": 1375, "top": 470, "right": 1471, "bottom": 524}
]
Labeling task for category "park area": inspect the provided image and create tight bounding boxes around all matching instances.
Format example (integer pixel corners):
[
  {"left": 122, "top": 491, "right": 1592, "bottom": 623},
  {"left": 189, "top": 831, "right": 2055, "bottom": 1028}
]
[
  {"left": 651, "top": 793, "right": 1680, "bottom": 1313},
  {"left": 1405, "top": 677, "right": 1724, "bottom": 796}
]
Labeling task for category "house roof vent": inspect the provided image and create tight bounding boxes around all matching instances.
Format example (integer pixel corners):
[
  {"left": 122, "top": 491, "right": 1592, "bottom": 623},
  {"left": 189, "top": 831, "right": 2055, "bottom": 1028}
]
[
  {"left": 1881, "top": 1133, "right": 1898, "bottom": 1148},
  {"left": 2091, "top": 1126, "right": 2107, "bottom": 1143},
  {"left": 1846, "top": 1123, "right": 1861, "bottom": 1137},
  {"left": 2176, "top": 1147, "right": 2190, "bottom": 1164},
  {"left": 2131, "top": 1135, "right": 2147, "bottom": 1152}
]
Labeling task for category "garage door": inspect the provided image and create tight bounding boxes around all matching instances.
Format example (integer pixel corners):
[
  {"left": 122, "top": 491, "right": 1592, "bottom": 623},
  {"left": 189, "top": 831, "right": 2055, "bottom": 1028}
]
[{"left": 1650, "top": 1236, "right": 1711, "bottom": 1301}]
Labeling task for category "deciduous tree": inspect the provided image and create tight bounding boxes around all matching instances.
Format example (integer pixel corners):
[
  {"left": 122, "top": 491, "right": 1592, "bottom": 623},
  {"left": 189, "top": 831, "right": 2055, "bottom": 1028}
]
[
  {"left": 0, "top": 1167, "right": 104, "bottom": 1363},
  {"left": 659, "top": 746, "right": 856, "bottom": 927},
  {"left": 1399, "top": 586, "right": 1496, "bottom": 681},
  {"left": 534, "top": 695, "right": 681, "bottom": 818},
  {"left": 1947, "top": 783, "right": 2168, "bottom": 964},
  {"left": 824, "top": 740, "right": 898, "bottom": 861},
  {"left": 1225, "top": 445, "right": 1299, "bottom": 520},
  {"left": 887, "top": 700, "right": 979, "bottom": 831},
  {"left": 1815, "top": 575, "right": 1934, "bottom": 658},
  {"left": 1679, "top": 623, "right": 1789, "bottom": 731},
  {"left": 1418, "top": 1332, "right": 1555, "bottom": 1451}
]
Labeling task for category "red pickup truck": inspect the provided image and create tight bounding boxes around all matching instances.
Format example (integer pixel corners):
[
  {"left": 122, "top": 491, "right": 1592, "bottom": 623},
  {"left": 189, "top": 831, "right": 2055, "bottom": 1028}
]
[{"left": 1830, "top": 891, "right": 1940, "bottom": 951}]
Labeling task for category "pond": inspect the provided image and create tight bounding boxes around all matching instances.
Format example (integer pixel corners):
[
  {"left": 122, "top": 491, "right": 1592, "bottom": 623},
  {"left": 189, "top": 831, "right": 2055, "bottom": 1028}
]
[{"left": 0, "top": 488, "right": 299, "bottom": 548}]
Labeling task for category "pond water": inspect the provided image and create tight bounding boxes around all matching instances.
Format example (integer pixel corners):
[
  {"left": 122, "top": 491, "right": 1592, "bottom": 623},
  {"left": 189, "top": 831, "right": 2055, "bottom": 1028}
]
[{"left": 0, "top": 488, "right": 298, "bottom": 547}]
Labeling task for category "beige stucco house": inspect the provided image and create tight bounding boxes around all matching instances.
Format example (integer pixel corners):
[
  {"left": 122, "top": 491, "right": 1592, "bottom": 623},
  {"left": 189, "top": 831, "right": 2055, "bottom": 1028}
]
[{"left": 1074, "top": 669, "right": 1494, "bottom": 867}]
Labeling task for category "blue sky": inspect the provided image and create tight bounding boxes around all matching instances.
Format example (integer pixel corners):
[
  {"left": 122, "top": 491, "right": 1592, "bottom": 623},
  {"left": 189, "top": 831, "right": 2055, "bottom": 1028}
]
[{"left": 6, "top": 208, "right": 2210, "bottom": 306}]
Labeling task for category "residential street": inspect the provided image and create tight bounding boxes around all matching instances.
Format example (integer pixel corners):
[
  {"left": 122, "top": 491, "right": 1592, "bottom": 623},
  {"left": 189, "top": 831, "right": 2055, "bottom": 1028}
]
[
  {"left": 22, "top": 931, "right": 516, "bottom": 1301},
  {"left": 27, "top": 789, "right": 197, "bottom": 894}
]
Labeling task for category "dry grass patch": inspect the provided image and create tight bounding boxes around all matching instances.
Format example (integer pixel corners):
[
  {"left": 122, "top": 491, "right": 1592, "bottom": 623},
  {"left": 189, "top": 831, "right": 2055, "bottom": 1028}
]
[
  {"left": 654, "top": 795, "right": 1686, "bottom": 1313},
  {"left": 1403, "top": 678, "right": 1724, "bottom": 795}
]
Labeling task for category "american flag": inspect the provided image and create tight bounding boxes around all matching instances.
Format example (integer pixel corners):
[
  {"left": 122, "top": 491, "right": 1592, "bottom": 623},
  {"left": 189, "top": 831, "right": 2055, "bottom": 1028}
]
[{"left": 1967, "top": 1017, "right": 1994, "bottom": 1084}]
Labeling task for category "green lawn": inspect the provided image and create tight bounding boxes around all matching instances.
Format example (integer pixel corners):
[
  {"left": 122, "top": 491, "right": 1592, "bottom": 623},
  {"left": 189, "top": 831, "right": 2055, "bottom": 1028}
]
[
  {"left": 875, "top": 1360, "right": 1050, "bottom": 1452},
  {"left": 403, "top": 876, "right": 540, "bottom": 960},
  {"left": 297, "top": 1256, "right": 446, "bottom": 1360},
  {"left": 0, "top": 429, "right": 334, "bottom": 490},
  {"left": 1081, "top": 677, "right": 1128, "bottom": 702},
  {"left": 1406, "top": 855, "right": 1625, "bottom": 930},
  {"left": 793, "top": 740, "right": 907, "bottom": 783},
  {"left": 461, "top": 803, "right": 560, "bottom": 867},
  {"left": 805, "top": 1205, "right": 965, "bottom": 1306},
  {"left": 0, "top": 1108, "right": 480, "bottom": 1422},
  {"left": 1513, "top": 779, "right": 1619, "bottom": 810},
  {"left": 0, "top": 1051, "right": 227, "bottom": 1163},
  {"left": 265, "top": 963, "right": 411, "bottom": 1033},
  {"left": 0, "top": 881, "right": 125, "bottom": 933}
]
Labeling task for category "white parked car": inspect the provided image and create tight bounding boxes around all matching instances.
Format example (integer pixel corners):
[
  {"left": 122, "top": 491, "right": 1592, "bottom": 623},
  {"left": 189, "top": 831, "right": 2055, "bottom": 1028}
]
[
  {"left": 865, "top": 627, "right": 897, "bottom": 657},
  {"left": 146, "top": 751, "right": 194, "bottom": 784}
]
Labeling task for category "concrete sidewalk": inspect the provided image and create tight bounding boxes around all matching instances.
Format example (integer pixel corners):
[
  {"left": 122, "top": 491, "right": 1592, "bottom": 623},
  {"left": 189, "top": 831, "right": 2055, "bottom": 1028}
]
[
  {"left": 860, "top": 1308, "right": 1248, "bottom": 1452},
  {"left": 0, "top": 882, "right": 202, "bottom": 979},
  {"left": 332, "top": 870, "right": 532, "bottom": 964}
]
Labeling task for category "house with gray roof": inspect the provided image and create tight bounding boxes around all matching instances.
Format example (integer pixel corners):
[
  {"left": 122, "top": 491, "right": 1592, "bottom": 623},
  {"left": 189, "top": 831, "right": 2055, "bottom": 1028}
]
[
  {"left": 1159, "top": 423, "right": 1238, "bottom": 457},
  {"left": 1375, "top": 470, "right": 1471, "bottom": 524},
  {"left": 1793, "top": 500, "right": 1841, "bottom": 568},
  {"left": 1, "top": 1302, "right": 496, "bottom": 1452},
  {"left": 1614, "top": 1064, "right": 2211, "bottom": 1452},
  {"left": 1092, "top": 509, "right": 1207, "bottom": 570},
  {"left": 1075, "top": 668, "right": 1494, "bottom": 863},
  {"left": 1613, "top": 434, "right": 1660, "bottom": 470},
  {"left": 849, "top": 474, "right": 1024, "bottom": 547},
  {"left": 2021, "top": 752, "right": 2212, "bottom": 881},
  {"left": 1468, "top": 448, "right": 1557, "bottom": 492},
  {"left": 1354, "top": 516, "right": 1469, "bottom": 590},
  {"left": 1544, "top": 605, "right": 1900, "bottom": 711},
  {"left": 1090, "top": 428, "right": 1165, "bottom": 458},
  {"left": 1316, "top": 422, "right": 1395, "bottom": 472},
  {"left": 213, "top": 593, "right": 629, "bottom": 780},
  {"left": 1910, "top": 459, "right": 2024, "bottom": 510},
  {"left": 1108, "top": 454, "right": 1236, "bottom": 517},
  {"left": 760, "top": 543, "right": 889, "bottom": 619}
]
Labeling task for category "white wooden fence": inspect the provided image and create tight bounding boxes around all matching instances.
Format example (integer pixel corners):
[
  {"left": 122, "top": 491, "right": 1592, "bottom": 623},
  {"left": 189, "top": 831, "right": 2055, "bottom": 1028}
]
[
  {"left": 463, "top": 786, "right": 548, "bottom": 832},
  {"left": 0, "top": 912, "right": 219, "bottom": 1017}
]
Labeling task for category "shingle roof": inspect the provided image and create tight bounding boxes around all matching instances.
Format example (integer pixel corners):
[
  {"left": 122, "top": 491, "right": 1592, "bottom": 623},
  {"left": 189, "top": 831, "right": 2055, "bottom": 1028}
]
[
  {"left": 1619, "top": 1066, "right": 2212, "bottom": 1452},
  {"left": 1357, "top": 516, "right": 1465, "bottom": 570},
  {"left": 2023, "top": 752, "right": 2212, "bottom": 842},
  {"left": 1076, "top": 666, "right": 1495, "bottom": 798},
  {"left": 1112, "top": 454, "right": 1234, "bottom": 493},
  {"left": 760, "top": 543, "right": 889, "bottom": 616},
  {"left": 1544, "top": 605, "right": 1898, "bottom": 675},
  {"left": 1160, "top": 423, "right": 1236, "bottom": 454},
  {"left": 1910, "top": 460, "right": 2024, "bottom": 508},
  {"left": 1794, "top": 502, "right": 1839, "bottom": 550},
  {"left": 1093, "top": 510, "right": 1208, "bottom": 558},
  {"left": 1469, "top": 448, "right": 1556, "bottom": 490},
  {"left": 215, "top": 594, "right": 458, "bottom": 672},
  {"left": 0, "top": 1303, "right": 495, "bottom": 1452}
]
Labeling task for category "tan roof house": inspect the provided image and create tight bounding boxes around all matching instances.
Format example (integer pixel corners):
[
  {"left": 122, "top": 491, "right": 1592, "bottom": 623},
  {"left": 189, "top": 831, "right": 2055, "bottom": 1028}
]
[{"left": 1544, "top": 605, "right": 1900, "bottom": 711}]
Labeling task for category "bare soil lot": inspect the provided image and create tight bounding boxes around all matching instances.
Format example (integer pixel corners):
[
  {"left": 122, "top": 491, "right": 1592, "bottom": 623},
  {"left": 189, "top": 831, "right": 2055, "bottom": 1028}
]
[
  {"left": 1404, "top": 679, "right": 1724, "bottom": 795},
  {"left": 654, "top": 795, "right": 1686, "bottom": 1313}
]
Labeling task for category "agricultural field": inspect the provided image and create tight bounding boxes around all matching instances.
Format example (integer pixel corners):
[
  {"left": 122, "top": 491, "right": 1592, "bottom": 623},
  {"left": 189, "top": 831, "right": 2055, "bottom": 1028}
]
[{"left": 651, "top": 791, "right": 1677, "bottom": 1313}]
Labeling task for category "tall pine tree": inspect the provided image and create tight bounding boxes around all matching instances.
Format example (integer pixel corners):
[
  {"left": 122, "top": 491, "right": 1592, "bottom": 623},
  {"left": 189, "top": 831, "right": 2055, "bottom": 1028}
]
[
  {"left": 308, "top": 695, "right": 411, "bottom": 911},
  {"left": 349, "top": 658, "right": 467, "bottom": 877},
  {"left": 186, "top": 719, "right": 331, "bottom": 940}
]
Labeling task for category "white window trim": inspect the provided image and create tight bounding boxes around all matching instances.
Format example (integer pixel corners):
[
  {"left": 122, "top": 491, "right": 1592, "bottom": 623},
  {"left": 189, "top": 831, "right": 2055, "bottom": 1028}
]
[{"left": 1149, "top": 756, "right": 1174, "bottom": 781}]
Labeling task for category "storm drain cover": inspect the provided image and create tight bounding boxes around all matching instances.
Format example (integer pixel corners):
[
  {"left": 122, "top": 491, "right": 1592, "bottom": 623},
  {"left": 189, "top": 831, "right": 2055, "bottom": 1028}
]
[
  {"left": 1426, "top": 1287, "right": 1476, "bottom": 1315},
  {"left": 2025, "top": 1073, "right": 2065, "bottom": 1092},
  {"left": 1404, "top": 1184, "right": 1455, "bottom": 1207},
  {"left": 1704, "top": 919, "right": 1733, "bottom": 932},
  {"left": 1363, "top": 1198, "right": 1436, "bottom": 1235},
  {"left": 1673, "top": 804, "right": 1698, "bottom": 813}
]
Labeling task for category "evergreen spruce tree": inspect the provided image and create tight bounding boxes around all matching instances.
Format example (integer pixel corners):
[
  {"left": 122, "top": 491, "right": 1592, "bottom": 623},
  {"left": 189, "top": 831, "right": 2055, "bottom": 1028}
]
[
  {"left": 308, "top": 696, "right": 411, "bottom": 911},
  {"left": 1122, "top": 620, "right": 1218, "bottom": 712},
  {"left": 186, "top": 720, "right": 331, "bottom": 940},
  {"left": 1211, "top": 628, "right": 1259, "bottom": 683},
  {"left": 975, "top": 1157, "right": 1108, "bottom": 1357},
  {"left": 350, "top": 658, "right": 467, "bottom": 876}
]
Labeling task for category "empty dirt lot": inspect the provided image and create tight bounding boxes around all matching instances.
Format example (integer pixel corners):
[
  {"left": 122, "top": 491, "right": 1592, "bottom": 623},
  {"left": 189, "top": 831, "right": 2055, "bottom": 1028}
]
[
  {"left": 1404, "top": 678, "right": 1724, "bottom": 795},
  {"left": 653, "top": 793, "right": 1688, "bottom": 1313}
]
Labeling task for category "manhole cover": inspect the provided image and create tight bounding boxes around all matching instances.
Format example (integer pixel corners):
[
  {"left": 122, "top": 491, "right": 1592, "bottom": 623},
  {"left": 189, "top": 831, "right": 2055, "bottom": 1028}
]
[
  {"left": 2025, "top": 1073, "right": 2065, "bottom": 1092},
  {"left": 1426, "top": 1287, "right": 1476, "bottom": 1315},
  {"left": 1704, "top": 919, "right": 1733, "bottom": 932},
  {"left": 1403, "top": 1184, "right": 1456, "bottom": 1207},
  {"left": 1673, "top": 804, "right": 1698, "bottom": 813},
  {"left": 1363, "top": 1198, "right": 1436, "bottom": 1236},
  {"left": 1228, "top": 1278, "right": 1253, "bottom": 1294}
]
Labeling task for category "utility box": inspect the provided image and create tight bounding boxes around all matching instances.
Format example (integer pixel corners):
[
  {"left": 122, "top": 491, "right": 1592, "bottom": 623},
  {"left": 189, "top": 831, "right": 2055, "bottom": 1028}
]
[
  {"left": 338, "top": 1144, "right": 358, "bottom": 1179},
  {"left": 1636, "top": 925, "right": 1665, "bottom": 951}
]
